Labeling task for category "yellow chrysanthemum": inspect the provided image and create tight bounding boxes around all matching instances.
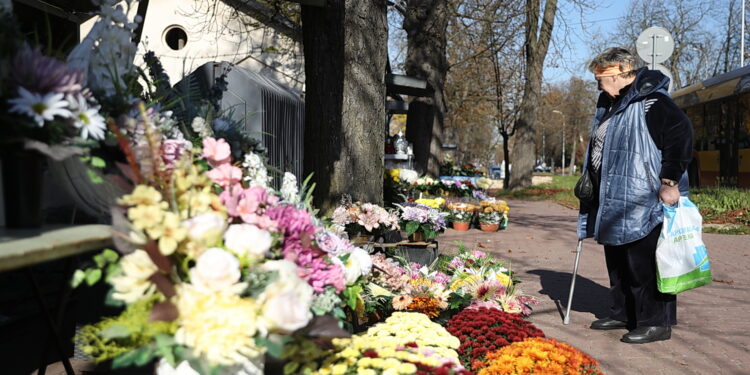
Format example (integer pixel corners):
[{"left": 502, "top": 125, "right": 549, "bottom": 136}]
[
  {"left": 147, "top": 212, "right": 187, "bottom": 255},
  {"left": 389, "top": 169, "right": 401, "bottom": 182},
  {"left": 174, "top": 284, "right": 263, "bottom": 366},
  {"left": 109, "top": 249, "right": 158, "bottom": 303},
  {"left": 495, "top": 272, "right": 512, "bottom": 287}
]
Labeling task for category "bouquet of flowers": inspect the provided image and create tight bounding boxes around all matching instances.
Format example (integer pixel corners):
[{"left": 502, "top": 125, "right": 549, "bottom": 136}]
[
  {"left": 414, "top": 197, "right": 446, "bottom": 209},
  {"left": 73, "top": 131, "right": 375, "bottom": 373},
  {"left": 332, "top": 200, "right": 400, "bottom": 239},
  {"left": 396, "top": 202, "right": 447, "bottom": 241},
  {"left": 390, "top": 264, "right": 451, "bottom": 318},
  {"left": 441, "top": 245, "right": 539, "bottom": 316},
  {"left": 477, "top": 337, "right": 602, "bottom": 375},
  {"left": 446, "top": 308, "right": 545, "bottom": 370}
]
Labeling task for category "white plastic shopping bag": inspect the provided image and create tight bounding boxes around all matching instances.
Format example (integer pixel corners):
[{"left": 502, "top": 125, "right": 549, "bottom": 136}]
[{"left": 656, "top": 196, "right": 712, "bottom": 294}]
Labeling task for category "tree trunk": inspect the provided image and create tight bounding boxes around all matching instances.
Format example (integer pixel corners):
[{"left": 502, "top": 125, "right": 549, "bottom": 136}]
[
  {"left": 403, "top": 0, "right": 449, "bottom": 177},
  {"left": 508, "top": 0, "right": 557, "bottom": 189},
  {"left": 301, "top": 0, "right": 388, "bottom": 213}
]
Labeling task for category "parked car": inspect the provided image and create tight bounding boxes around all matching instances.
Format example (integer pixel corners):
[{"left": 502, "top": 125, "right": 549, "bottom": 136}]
[{"left": 533, "top": 164, "right": 552, "bottom": 172}]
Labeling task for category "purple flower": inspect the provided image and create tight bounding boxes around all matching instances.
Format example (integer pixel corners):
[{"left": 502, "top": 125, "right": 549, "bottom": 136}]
[
  {"left": 433, "top": 272, "right": 450, "bottom": 285},
  {"left": 448, "top": 257, "right": 465, "bottom": 270},
  {"left": 472, "top": 189, "right": 488, "bottom": 200},
  {"left": 11, "top": 47, "right": 85, "bottom": 96}
]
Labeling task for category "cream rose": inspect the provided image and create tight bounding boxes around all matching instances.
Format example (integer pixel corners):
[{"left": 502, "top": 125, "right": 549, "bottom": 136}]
[
  {"left": 189, "top": 248, "right": 244, "bottom": 294},
  {"left": 223, "top": 224, "right": 273, "bottom": 260},
  {"left": 183, "top": 212, "right": 226, "bottom": 247},
  {"left": 259, "top": 260, "right": 313, "bottom": 333}
]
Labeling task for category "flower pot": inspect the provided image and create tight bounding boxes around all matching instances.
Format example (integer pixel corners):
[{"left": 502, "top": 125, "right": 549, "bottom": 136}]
[
  {"left": 479, "top": 223, "right": 499, "bottom": 232},
  {"left": 408, "top": 231, "right": 426, "bottom": 242},
  {"left": 1, "top": 148, "right": 45, "bottom": 228},
  {"left": 452, "top": 221, "right": 470, "bottom": 231}
]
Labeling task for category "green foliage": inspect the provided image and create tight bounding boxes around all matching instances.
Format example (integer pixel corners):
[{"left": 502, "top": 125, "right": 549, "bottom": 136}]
[
  {"left": 71, "top": 249, "right": 120, "bottom": 288},
  {"left": 76, "top": 295, "right": 178, "bottom": 363},
  {"left": 691, "top": 187, "right": 750, "bottom": 213},
  {"left": 493, "top": 175, "right": 579, "bottom": 209}
]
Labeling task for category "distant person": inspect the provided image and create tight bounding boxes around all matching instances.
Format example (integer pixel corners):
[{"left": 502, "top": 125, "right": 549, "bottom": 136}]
[{"left": 577, "top": 47, "right": 693, "bottom": 344}]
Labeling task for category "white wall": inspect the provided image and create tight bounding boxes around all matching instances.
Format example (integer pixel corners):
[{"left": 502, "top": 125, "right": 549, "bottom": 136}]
[{"left": 81, "top": 0, "right": 305, "bottom": 90}]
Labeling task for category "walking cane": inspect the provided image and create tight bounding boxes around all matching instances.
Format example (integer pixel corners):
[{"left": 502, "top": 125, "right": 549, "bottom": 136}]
[{"left": 563, "top": 239, "right": 584, "bottom": 325}]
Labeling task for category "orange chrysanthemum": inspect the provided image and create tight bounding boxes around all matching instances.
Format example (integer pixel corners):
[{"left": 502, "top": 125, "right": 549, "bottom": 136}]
[
  {"left": 478, "top": 337, "right": 602, "bottom": 375},
  {"left": 406, "top": 296, "right": 442, "bottom": 318}
]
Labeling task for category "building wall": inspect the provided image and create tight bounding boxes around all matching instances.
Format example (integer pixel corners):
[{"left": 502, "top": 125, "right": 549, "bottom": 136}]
[{"left": 80, "top": 0, "right": 305, "bottom": 90}]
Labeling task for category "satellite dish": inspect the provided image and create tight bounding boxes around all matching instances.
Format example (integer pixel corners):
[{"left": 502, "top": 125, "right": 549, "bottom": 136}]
[
  {"left": 636, "top": 26, "right": 674, "bottom": 67},
  {"left": 651, "top": 63, "right": 674, "bottom": 92}
]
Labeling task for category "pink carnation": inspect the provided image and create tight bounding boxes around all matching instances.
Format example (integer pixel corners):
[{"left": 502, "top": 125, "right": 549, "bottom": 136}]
[
  {"left": 202, "top": 137, "right": 231, "bottom": 167},
  {"left": 266, "top": 205, "right": 345, "bottom": 292}
]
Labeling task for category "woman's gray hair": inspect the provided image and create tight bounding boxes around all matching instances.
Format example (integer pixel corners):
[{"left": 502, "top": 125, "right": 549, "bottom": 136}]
[{"left": 588, "top": 47, "right": 639, "bottom": 76}]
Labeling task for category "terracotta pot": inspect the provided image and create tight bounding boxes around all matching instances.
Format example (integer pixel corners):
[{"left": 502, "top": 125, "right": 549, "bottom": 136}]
[
  {"left": 480, "top": 223, "right": 499, "bottom": 232},
  {"left": 408, "top": 231, "right": 426, "bottom": 242},
  {"left": 452, "top": 221, "right": 470, "bottom": 231}
]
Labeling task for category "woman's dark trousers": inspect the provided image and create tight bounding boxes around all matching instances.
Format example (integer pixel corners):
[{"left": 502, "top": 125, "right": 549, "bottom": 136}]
[{"left": 603, "top": 224, "right": 677, "bottom": 328}]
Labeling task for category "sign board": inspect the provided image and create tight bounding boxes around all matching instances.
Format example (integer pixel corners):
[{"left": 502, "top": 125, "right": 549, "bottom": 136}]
[{"left": 636, "top": 26, "right": 674, "bottom": 67}]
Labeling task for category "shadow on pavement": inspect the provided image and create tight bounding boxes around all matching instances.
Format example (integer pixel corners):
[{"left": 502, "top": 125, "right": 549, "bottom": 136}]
[{"left": 527, "top": 269, "right": 611, "bottom": 319}]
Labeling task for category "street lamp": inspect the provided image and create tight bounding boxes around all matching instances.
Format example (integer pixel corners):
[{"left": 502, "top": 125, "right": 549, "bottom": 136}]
[{"left": 552, "top": 110, "right": 565, "bottom": 176}]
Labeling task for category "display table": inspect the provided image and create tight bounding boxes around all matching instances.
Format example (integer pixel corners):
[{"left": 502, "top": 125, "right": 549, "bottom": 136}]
[
  {"left": 0, "top": 225, "right": 113, "bottom": 375},
  {"left": 0, "top": 224, "right": 113, "bottom": 273}
]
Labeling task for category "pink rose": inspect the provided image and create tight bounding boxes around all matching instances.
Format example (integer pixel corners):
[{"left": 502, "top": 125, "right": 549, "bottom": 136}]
[{"left": 201, "top": 137, "right": 231, "bottom": 167}]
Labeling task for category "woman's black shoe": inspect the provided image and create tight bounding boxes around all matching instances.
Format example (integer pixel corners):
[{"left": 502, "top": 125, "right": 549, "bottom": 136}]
[
  {"left": 620, "top": 326, "right": 671, "bottom": 344},
  {"left": 590, "top": 317, "right": 628, "bottom": 330}
]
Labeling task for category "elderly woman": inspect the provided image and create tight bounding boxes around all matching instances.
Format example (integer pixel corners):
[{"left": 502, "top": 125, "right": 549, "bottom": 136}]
[{"left": 577, "top": 47, "right": 693, "bottom": 344}]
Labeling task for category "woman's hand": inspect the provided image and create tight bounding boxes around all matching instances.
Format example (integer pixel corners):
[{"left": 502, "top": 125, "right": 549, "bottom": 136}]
[{"left": 659, "top": 184, "right": 680, "bottom": 206}]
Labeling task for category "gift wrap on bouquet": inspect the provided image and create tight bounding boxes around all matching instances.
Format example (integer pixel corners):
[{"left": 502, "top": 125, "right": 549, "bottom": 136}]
[{"left": 656, "top": 196, "right": 712, "bottom": 294}]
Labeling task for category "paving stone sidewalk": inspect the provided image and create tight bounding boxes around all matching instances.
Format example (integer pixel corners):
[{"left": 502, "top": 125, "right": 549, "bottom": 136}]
[{"left": 439, "top": 199, "right": 750, "bottom": 375}]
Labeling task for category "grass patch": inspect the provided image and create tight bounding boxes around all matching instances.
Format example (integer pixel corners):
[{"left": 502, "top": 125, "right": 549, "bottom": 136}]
[
  {"left": 492, "top": 175, "right": 579, "bottom": 209},
  {"left": 492, "top": 178, "right": 750, "bottom": 235},
  {"left": 691, "top": 188, "right": 750, "bottom": 231}
]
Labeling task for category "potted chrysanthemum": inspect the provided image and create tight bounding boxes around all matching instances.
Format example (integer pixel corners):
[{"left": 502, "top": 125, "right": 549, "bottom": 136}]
[{"left": 477, "top": 200, "right": 509, "bottom": 232}]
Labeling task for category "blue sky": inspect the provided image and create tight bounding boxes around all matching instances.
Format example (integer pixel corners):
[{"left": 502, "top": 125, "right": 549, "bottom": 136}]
[{"left": 544, "top": 1, "right": 631, "bottom": 84}]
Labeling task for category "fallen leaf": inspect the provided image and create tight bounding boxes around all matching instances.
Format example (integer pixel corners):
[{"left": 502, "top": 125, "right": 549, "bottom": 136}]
[
  {"left": 507, "top": 249, "right": 513, "bottom": 253},
  {"left": 526, "top": 236, "right": 533, "bottom": 240},
  {"left": 477, "top": 242, "right": 492, "bottom": 249},
  {"left": 713, "top": 278, "right": 734, "bottom": 285}
]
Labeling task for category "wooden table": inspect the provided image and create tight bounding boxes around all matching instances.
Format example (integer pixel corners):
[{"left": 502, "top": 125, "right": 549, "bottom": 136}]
[{"left": 0, "top": 225, "right": 113, "bottom": 375}]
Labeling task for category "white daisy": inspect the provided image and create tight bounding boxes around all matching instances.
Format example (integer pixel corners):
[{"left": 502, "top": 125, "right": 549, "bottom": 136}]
[
  {"left": 8, "top": 87, "right": 72, "bottom": 127},
  {"left": 68, "top": 94, "right": 107, "bottom": 140}
]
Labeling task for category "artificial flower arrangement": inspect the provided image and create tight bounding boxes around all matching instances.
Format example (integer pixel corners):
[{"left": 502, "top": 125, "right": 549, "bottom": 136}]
[
  {"left": 446, "top": 308, "right": 545, "bottom": 371},
  {"left": 386, "top": 168, "right": 419, "bottom": 184},
  {"left": 445, "top": 202, "right": 478, "bottom": 224},
  {"left": 396, "top": 202, "right": 448, "bottom": 241},
  {"left": 72, "top": 128, "right": 378, "bottom": 373},
  {"left": 332, "top": 199, "right": 400, "bottom": 240},
  {"left": 282, "top": 312, "right": 472, "bottom": 375},
  {"left": 477, "top": 337, "right": 602, "bottom": 375}
]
